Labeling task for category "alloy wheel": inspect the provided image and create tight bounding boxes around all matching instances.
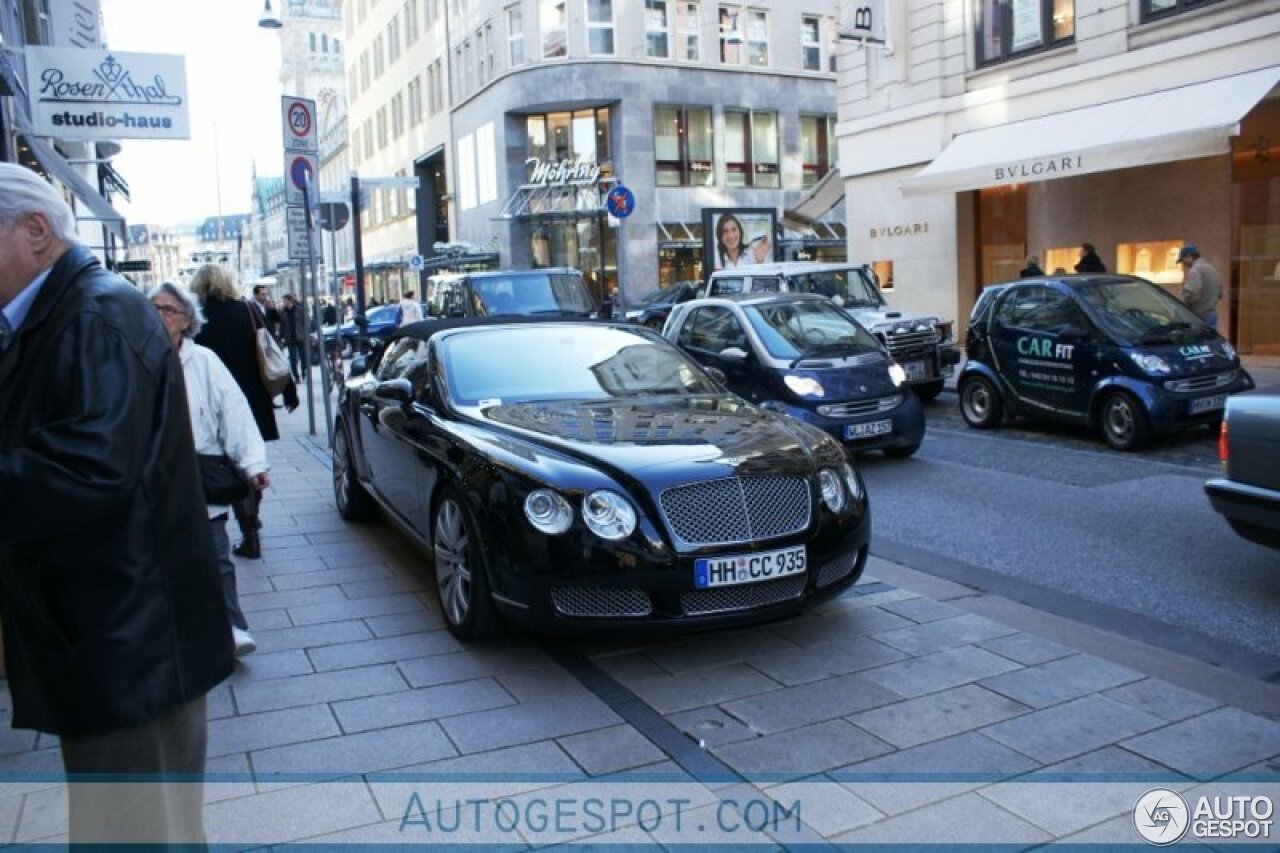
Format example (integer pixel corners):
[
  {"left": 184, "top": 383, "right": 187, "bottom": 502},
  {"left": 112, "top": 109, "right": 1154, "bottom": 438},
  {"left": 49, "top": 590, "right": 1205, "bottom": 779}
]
[{"left": 434, "top": 498, "right": 472, "bottom": 627}]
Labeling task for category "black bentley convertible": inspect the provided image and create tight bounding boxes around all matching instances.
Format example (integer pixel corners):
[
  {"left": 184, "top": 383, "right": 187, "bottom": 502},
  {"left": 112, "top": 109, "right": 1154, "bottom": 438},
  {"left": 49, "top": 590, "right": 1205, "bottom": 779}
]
[{"left": 332, "top": 318, "right": 870, "bottom": 639}]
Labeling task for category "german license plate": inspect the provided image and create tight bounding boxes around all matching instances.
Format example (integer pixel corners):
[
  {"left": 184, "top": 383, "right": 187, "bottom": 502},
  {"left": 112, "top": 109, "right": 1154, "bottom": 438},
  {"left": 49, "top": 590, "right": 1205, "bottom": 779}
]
[
  {"left": 1190, "top": 394, "right": 1226, "bottom": 414},
  {"left": 694, "top": 544, "right": 807, "bottom": 589},
  {"left": 904, "top": 360, "right": 928, "bottom": 381},
  {"left": 845, "top": 420, "right": 893, "bottom": 440}
]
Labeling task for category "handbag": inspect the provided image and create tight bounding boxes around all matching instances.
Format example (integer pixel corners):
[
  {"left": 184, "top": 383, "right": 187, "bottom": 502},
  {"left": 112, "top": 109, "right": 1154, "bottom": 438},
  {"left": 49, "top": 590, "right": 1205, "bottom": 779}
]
[
  {"left": 198, "top": 453, "right": 251, "bottom": 505},
  {"left": 247, "top": 301, "right": 292, "bottom": 396}
]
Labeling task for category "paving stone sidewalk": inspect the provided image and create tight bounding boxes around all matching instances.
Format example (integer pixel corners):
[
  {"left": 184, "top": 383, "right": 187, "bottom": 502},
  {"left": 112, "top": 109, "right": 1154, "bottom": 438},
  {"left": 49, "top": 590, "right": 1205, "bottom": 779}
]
[{"left": 1, "top": 376, "right": 1278, "bottom": 846}]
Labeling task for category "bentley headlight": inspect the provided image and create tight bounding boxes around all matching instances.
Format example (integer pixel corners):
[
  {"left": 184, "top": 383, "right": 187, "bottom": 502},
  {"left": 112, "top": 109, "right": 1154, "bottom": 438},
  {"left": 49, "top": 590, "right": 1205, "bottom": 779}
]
[
  {"left": 524, "top": 489, "right": 573, "bottom": 535},
  {"left": 1129, "top": 353, "right": 1171, "bottom": 375},
  {"left": 842, "top": 463, "right": 864, "bottom": 503},
  {"left": 582, "top": 490, "right": 637, "bottom": 540},
  {"left": 819, "top": 468, "right": 846, "bottom": 513},
  {"left": 784, "top": 375, "right": 825, "bottom": 397},
  {"left": 888, "top": 363, "right": 907, "bottom": 387}
]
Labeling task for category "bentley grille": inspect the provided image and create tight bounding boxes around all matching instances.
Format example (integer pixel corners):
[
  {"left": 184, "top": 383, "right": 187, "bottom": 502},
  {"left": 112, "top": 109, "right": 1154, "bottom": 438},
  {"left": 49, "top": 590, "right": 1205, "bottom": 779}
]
[
  {"left": 551, "top": 588, "right": 652, "bottom": 618},
  {"left": 681, "top": 575, "right": 807, "bottom": 616},
  {"left": 817, "top": 549, "right": 860, "bottom": 588},
  {"left": 659, "top": 475, "right": 812, "bottom": 546}
]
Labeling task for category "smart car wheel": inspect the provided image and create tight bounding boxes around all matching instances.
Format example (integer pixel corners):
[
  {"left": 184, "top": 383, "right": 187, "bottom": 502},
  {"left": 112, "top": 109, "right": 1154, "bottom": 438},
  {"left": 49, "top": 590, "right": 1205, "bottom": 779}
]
[
  {"left": 333, "top": 423, "right": 376, "bottom": 521},
  {"left": 432, "top": 487, "right": 497, "bottom": 640},
  {"left": 960, "top": 375, "right": 1003, "bottom": 429},
  {"left": 1099, "top": 391, "right": 1150, "bottom": 451}
]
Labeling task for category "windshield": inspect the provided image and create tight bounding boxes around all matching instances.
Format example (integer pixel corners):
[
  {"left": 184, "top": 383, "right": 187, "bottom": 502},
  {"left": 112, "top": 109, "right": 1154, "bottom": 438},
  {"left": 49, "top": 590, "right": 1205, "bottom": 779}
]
[
  {"left": 471, "top": 273, "right": 596, "bottom": 316},
  {"left": 441, "top": 326, "right": 721, "bottom": 405},
  {"left": 744, "top": 300, "right": 883, "bottom": 360},
  {"left": 786, "top": 268, "right": 885, "bottom": 309},
  {"left": 1077, "top": 280, "right": 1210, "bottom": 345}
]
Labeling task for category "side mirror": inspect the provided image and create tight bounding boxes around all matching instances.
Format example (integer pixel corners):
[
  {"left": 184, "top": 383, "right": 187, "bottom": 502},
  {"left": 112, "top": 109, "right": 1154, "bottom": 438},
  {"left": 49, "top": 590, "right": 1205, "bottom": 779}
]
[
  {"left": 375, "top": 378, "right": 413, "bottom": 404},
  {"left": 704, "top": 366, "right": 728, "bottom": 385},
  {"left": 349, "top": 354, "right": 370, "bottom": 377},
  {"left": 719, "top": 346, "right": 750, "bottom": 361}
]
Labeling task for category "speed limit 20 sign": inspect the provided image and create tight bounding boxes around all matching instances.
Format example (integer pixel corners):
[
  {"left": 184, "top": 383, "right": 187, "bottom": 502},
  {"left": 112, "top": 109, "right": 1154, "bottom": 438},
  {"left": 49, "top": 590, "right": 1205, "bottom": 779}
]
[{"left": 281, "top": 96, "right": 317, "bottom": 153}]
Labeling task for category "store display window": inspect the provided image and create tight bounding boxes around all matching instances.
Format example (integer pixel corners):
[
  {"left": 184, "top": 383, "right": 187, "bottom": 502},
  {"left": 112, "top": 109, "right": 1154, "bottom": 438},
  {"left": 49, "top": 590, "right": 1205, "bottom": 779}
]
[{"left": 1116, "top": 240, "right": 1184, "bottom": 291}]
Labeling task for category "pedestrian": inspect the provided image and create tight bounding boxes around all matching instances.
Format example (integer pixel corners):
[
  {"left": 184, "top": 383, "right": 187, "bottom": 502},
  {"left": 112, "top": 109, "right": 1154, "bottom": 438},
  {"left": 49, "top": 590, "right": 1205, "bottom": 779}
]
[
  {"left": 1020, "top": 256, "right": 1045, "bottom": 277},
  {"left": 280, "top": 293, "right": 308, "bottom": 381},
  {"left": 1074, "top": 243, "right": 1106, "bottom": 274},
  {"left": 321, "top": 298, "right": 338, "bottom": 326},
  {"left": 150, "top": 282, "right": 269, "bottom": 657},
  {"left": 1176, "top": 244, "right": 1222, "bottom": 329},
  {"left": 398, "top": 289, "right": 424, "bottom": 325},
  {"left": 249, "top": 283, "right": 280, "bottom": 339},
  {"left": 0, "top": 161, "right": 232, "bottom": 843},
  {"left": 191, "top": 263, "right": 296, "bottom": 560}
]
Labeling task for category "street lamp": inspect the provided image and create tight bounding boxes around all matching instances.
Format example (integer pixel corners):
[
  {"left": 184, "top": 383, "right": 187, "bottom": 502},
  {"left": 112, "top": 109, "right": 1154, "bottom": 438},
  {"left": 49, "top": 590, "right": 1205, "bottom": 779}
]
[{"left": 258, "top": 0, "right": 283, "bottom": 29}]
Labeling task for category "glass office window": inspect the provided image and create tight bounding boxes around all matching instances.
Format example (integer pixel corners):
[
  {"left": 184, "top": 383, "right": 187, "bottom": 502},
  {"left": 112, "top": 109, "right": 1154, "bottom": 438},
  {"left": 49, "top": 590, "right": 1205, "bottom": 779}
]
[
  {"left": 679, "top": 2, "right": 700, "bottom": 60},
  {"left": 655, "top": 105, "right": 713, "bottom": 187},
  {"left": 976, "top": 0, "right": 1073, "bottom": 65},
  {"left": 541, "top": 0, "right": 566, "bottom": 58},
  {"left": 746, "top": 9, "right": 768, "bottom": 66},
  {"left": 587, "top": 0, "right": 615, "bottom": 55},
  {"left": 802, "top": 15, "right": 821, "bottom": 71},
  {"left": 725, "top": 109, "right": 779, "bottom": 188},
  {"left": 507, "top": 5, "right": 524, "bottom": 66},
  {"left": 646, "top": 0, "right": 670, "bottom": 58}
]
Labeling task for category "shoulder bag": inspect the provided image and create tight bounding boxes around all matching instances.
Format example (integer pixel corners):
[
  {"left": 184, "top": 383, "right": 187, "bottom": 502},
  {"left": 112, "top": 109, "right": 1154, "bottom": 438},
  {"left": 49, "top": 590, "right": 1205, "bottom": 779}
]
[
  {"left": 247, "top": 300, "right": 292, "bottom": 396},
  {"left": 198, "top": 453, "right": 251, "bottom": 505}
]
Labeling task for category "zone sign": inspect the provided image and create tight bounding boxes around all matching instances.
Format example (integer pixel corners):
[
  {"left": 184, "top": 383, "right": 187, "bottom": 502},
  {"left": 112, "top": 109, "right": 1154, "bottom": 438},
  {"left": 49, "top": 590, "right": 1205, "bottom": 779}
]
[{"left": 281, "top": 96, "right": 317, "bottom": 153}]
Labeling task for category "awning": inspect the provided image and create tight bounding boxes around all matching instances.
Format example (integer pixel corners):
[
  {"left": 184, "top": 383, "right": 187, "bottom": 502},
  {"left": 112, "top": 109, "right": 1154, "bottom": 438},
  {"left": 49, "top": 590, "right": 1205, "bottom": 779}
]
[
  {"left": 21, "top": 134, "right": 128, "bottom": 241},
  {"left": 902, "top": 66, "right": 1280, "bottom": 196},
  {"left": 783, "top": 169, "right": 844, "bottom": 229},
  {"left": 497, "top": 179, "right": 616, "bottom": 220}
]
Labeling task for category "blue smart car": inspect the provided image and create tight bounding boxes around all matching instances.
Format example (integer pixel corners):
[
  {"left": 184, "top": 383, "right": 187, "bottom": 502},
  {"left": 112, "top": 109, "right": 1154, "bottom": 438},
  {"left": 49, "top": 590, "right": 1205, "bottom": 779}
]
[
  {"left": 666, "top": 292, "right": 926, "bottom": 457},
  {"left": 960, "top": 275, "right": 1254, "bottom": 450}
]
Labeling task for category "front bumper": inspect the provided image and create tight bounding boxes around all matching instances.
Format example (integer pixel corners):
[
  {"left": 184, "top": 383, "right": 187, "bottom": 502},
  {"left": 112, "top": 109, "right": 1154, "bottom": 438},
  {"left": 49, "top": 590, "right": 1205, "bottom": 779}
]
[
  {"left": 1144, "top": 370, "right": 1255, "bottom": 433},
  {"left": 489, "top": 506, "right": 871, "bottom": 633},
  {"left": 777, "top": 396, "right": 925, "bottom": 453}
]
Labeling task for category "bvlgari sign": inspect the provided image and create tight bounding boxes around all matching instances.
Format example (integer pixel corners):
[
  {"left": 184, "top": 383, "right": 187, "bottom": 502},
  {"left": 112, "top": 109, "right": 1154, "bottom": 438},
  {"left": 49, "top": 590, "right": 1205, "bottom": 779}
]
[
  {"left": 23, "top": 47, "right": 189, "bottom": 140},
  {"left": 526, "top": 157, "right": 601, "bottom": 186}
]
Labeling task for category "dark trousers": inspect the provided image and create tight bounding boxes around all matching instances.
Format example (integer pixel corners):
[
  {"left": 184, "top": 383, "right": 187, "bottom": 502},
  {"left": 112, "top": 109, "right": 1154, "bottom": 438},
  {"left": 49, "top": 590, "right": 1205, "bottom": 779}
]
[
  {"left": 285, "top": 339, "right": 304, "bottom": 380},
  {"left": 60, "top": 694, "right": 209, "bottom": 845},
  {"left": 231, "top": 486, "right": 261, "bottom": 541},
  {"left": 210, "top": 515, "right": 247, "bottom": 630}
]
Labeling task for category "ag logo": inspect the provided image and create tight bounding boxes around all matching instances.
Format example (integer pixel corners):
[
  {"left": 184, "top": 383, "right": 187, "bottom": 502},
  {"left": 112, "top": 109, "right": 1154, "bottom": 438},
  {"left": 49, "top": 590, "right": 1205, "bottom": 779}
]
[{"left": 1134, "top": 788, "right": 1189, "bottom": 845}]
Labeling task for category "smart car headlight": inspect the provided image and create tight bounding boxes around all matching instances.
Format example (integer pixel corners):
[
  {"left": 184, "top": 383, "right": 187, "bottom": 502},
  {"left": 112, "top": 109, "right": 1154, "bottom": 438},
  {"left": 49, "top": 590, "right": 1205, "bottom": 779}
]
[
  {"left": 784, "top": 375, "right": 825, "bottom": 397},
  {"left": 888, "top": 363, "right": 907, "bottom": 387},
  {"left": 582, "top": 490, "right": 637, "bottom": 541},
  {"left": 1129, "top": 353, "right": 1171, "bottom": 375},
  {"left": 524, "top": 489, "right": 573, "bottom": 535},
  {"left": 1221, "top": 341, "right": 1237, "bottom": 361},
  {"left": 819, "top": 468, "right": 846, "bottom": 513}
]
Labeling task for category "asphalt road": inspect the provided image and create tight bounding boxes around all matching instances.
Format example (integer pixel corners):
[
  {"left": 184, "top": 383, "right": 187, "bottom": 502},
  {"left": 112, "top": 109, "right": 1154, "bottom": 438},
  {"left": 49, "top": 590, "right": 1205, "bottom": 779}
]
[{"left": 856, "top": 397, "right": 1280, "bottom": 677}]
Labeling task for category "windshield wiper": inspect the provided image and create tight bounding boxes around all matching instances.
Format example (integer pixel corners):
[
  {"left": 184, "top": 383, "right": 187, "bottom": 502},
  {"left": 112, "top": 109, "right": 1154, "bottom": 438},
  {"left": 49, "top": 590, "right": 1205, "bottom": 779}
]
[
  {"left": 789, "top": 342, "right": 863, "bottom": 367},
  {"left": 1137, "top": 321, "right": 1191, "bottom": 344}
]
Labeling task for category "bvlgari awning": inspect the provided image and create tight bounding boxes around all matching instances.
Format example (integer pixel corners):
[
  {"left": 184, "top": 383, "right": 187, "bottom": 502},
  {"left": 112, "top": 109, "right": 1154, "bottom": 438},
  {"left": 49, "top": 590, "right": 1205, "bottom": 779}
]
[
  {"left": 21, "top": 134, "right": 128, "bottom": 242},
  {"left": 901, "top": 66, "right": 1280, "bottom": 196}
]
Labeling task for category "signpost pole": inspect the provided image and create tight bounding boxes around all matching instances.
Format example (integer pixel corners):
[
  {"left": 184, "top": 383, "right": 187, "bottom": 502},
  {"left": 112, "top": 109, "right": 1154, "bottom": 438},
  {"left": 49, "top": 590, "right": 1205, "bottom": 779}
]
[
  {"left": 351, "top": 174, "right": 366, "bottom": 319},
  {"left": 303, "top": 180, "right": 334, "bottom": 447}
]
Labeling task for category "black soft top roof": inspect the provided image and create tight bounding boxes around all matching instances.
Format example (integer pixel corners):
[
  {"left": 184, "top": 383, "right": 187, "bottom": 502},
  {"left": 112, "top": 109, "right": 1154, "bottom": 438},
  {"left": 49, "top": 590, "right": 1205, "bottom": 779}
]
[{"left": 392, "top": 314, "right": 617, "bottom": 344}]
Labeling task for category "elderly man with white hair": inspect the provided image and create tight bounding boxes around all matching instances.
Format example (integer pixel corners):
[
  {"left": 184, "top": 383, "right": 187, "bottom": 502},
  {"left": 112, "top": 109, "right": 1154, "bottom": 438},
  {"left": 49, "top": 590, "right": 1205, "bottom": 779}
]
[{"left": 0, "top": 162, "right": 233, "bottom": 843}]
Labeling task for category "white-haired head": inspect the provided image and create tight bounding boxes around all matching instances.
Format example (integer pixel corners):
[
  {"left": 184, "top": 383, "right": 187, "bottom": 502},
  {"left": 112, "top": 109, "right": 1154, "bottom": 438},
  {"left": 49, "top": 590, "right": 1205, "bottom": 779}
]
[{"left": 0, "top": 162, "right": 78, "bottom": 244}]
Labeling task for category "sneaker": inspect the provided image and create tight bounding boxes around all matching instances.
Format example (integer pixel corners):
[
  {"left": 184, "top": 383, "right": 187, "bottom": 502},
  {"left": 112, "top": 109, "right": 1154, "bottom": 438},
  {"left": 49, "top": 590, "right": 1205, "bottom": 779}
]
[{"left": 231, "top": 626, "right": 257, "bottom": 656}]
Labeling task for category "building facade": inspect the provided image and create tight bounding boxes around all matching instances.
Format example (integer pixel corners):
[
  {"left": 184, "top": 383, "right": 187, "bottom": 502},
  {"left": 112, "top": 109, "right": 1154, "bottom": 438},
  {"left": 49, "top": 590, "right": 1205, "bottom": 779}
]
[
  {"left": 836, "top": 0, "right": 1280, "bottom": 359},
  {"left": 342, "top": 0, "right": 843, "bottom": 307}
]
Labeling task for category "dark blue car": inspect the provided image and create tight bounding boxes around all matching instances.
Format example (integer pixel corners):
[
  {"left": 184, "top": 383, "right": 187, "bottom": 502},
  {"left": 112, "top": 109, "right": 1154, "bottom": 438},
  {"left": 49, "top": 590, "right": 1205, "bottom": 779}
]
[
  {"left": 665, "top": 292, "right": 926, "bottom": 457},
  {"left": 960, "top": 275, "right": 1255, "bottom": 450}
]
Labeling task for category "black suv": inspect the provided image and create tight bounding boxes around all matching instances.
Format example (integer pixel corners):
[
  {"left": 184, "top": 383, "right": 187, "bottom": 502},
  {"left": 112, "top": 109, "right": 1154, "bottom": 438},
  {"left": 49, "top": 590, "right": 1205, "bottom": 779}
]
[{"left": 425, "top": 268, "right": 598, "bottom": 319}]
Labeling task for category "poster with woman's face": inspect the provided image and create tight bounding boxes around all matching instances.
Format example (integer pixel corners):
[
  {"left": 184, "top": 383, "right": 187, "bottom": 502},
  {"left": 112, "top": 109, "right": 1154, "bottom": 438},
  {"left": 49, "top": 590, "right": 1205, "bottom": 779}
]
[{"left": 704, "top": 209, "right": 776, "bottom": 272}]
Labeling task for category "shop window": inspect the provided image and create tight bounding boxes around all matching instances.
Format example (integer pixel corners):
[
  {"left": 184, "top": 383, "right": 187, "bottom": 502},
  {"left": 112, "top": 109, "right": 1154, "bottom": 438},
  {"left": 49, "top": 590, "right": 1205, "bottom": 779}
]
[
  {"left": 1141, "top": 0, "right": 1224, "bottom": 22},
  {"left": 976, "top": 0, "right": 1074, "bottom": 66},
  {"left": 646, "top": 0, "right": 670, "bottom": 58},
  {"left": 587, "top": 0, "right": 615, "bottom": 56},
  {"left": 525, "top": 108, "right": 612, "bottom": 167},
  {"left": 654, "top": 105, "right": 714, "bottom": 187},
  {"left": 1117, "top": 240, "right": 1184, "bottom": 291},
  {"left": 800, "top": 114, "right": 836, "bottom": 188},
  {"left": 801, "top": 15, "right": 821, "bottom": 71},
  {"left": 1042, "top": 247, "right": 1077, "bottom": 276},
  {"left": 541, "top": 0, "right": 567, "bottom": 59},
  {"left": 725, "top": 109, "right": 779, "bottom": 188},
  {"left": 508, "top": 5, "right": 525, "bottom": 66},
  {"left": 871, "top": 260, "right": 893, "bottom": 291}
]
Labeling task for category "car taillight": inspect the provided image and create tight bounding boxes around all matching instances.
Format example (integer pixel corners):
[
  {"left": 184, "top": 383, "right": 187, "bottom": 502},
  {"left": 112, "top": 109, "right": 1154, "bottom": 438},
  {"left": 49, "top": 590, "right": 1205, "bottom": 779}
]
[{"left": 1218, "top": 419, "right": 1228, "bottom": 474}]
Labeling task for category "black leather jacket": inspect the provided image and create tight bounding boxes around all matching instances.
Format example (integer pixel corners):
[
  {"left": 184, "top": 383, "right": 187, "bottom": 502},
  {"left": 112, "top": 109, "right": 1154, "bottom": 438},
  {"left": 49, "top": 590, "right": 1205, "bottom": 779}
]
[{"left": 0, "top": 246, "right": 233, "bottom": 736}]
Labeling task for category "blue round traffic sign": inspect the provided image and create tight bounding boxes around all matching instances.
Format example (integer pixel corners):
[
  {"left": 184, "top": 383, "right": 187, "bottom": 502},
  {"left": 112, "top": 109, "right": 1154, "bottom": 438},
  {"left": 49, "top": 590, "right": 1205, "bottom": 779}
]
[
  {"left": 606, "top": 185, "right": 635, "bottom": 219},
  {"left": 290, "top": 155, "right": 314, "bottom": 190}
]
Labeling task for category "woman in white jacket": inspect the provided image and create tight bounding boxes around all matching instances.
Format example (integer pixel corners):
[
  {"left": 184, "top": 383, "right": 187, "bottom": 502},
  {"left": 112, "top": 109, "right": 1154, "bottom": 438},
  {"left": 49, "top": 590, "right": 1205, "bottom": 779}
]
[{"left": 150, "top": 283, "right": 270, "bottom": 657}]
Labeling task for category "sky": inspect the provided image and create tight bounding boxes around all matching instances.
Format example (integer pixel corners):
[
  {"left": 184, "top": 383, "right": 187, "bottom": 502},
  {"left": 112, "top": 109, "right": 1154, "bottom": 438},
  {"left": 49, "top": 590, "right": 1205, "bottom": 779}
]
[{"left": 99, "top": 0, "right": 285, "bottom": 226}]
